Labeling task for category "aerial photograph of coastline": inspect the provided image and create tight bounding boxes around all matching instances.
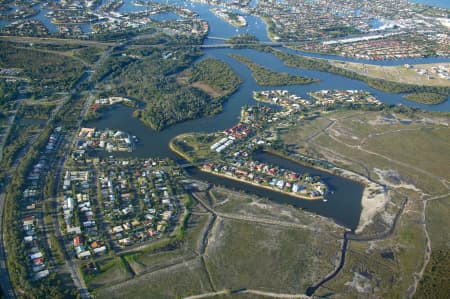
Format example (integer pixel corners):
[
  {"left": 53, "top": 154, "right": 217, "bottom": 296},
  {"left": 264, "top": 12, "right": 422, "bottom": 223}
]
[{"left": 0, "top": 0, "right": 448, "bottom": 298}]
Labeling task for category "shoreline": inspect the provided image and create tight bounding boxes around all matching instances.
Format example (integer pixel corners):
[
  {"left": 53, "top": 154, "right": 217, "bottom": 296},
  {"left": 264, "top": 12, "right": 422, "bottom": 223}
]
[
  {"left": 259, "top": 149, "right": 391, "bottom": 234},
  {"left": 169, "top": 134, "right": 389, "bottom": 234},
  {"left": 168, "top": 136, "right": 193, "bottom": 162},
  {"left": 200, "top": 168, "right": 324, "bottom": 201}
]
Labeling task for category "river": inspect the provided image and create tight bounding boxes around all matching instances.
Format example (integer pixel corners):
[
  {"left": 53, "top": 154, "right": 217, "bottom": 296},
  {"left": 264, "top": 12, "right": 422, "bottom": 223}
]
[
  {"left": 83, "top": 0, "right": 450, "bottom": 230},
  {"left": 189, "top": 152, "right": 364, "bottom": 230},
  {"left": 3, "top": 0, "right": 449, "bottom": 229}
]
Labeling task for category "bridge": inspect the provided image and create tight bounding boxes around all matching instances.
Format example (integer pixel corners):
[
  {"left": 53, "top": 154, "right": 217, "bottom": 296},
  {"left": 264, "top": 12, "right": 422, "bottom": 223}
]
[
  {"left": 201, "top": 41, "right": 283, "bottom": 48},
  {"left": 180, "top": 162, "right": 202, "bottom": 168}
]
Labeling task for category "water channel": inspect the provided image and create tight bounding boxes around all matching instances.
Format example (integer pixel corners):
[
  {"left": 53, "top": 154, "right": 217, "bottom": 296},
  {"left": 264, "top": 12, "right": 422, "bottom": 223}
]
[
  {"left": 2, "top": 0, "right": 449, "bottom": 230},
  {"left": 81, "top": 0, "right": 450, "bottom": 231}
]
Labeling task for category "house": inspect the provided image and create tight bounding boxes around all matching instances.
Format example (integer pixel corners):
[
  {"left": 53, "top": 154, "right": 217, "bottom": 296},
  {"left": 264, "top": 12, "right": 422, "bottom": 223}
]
[
  {"left": 118, "top": 238, "right": 131, "bottom": 246},
  {"left": 23, "top": 216, "right": 34, "bottom": 227},
  {"left": 32, "top": 264, "right": 46, "bottom": 273},
  {"left": 24, "top": 236, "right": 34, "bottom": 243},
  {"left": 161, "top": 211, "right": 172, "bottom": 221},
  {"left": 93, "top": 246, "right": 107, "bottom": 255},
  {"left": 34, "top": 270, "right": 50, "bottom": 280},
  {"left": 77, "top": 251, "right": 91, "bottom": 259},
  {"left": 32, "top": 258, "right": 44, "bottom": 266},
  {"left": 30, "top": 252, "right": 43, "bottom": 260},
  {"left": 73, "top": 235, "right": 82, "bottom": 247}
]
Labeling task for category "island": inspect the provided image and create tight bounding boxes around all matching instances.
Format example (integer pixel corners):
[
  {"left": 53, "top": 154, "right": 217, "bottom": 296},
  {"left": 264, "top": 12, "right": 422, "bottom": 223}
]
[
  {"left": 0, "top": 0, "right": 449, "bottom": 298},
  {"left": 230, "top": 54, "right": 319, "bottom": 86},
  {"left": 210, "top": 8, "right": 247, "bottom": 27}
]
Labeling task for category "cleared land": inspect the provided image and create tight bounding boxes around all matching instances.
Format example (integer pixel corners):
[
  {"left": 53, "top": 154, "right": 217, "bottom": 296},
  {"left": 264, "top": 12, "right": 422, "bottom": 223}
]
[
  {"left": 94, "top": 185, "right": 345, "bottom": 298},
  {"left": 280, "top": 108, "right": 450, "bottom": 298},
  {"left": 95, "top": 258, "right": 213, "bottom": 299},
  {"left": 329, "top": 61, "right": 450, "bottom": 87},
  {"left": 414, "top": 196, "right": 450, "bottom": 299},
  {"left": 205, "top": 218, "right": 340, "bottom": 294}
]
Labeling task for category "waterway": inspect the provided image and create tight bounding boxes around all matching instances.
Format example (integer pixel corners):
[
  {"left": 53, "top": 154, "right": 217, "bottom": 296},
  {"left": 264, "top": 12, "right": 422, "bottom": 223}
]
[
  {"left": 84, "top": 2, "right": 449, "bottom": 227},
  {"left": 4, "top": 0, "right": 450, "bottom": 227},
  {"left": 203, "top": 152, "right": 363, "bottom": 230}
]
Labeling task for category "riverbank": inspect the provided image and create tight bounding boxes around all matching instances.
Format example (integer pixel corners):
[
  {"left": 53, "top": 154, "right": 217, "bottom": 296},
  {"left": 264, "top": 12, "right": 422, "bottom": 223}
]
[
  {"left": 168, "top": 135, "right": 194, "bottom": 162},
  {"left": 200, "top": 168, "right": 324, "bottom": 201},
  {"left": 263, "top": 148, "right": 336, "bottom": 176},
  {"left": 260, "top": 149, "right": 388, "bottom": 234},
  {"left": 334, "top": 168, "right": 388, "bottom": 234}
]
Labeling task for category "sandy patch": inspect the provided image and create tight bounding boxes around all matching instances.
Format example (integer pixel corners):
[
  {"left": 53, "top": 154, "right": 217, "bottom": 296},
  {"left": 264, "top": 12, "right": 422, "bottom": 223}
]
[
  {"left": 368, "top": 113, "right": 413, "bottom": 126},
  {"left": 356, "top": 183, "right": 389, "bottom": 234},
  {"left": 333, "top": 168, "right": 389, "bottom": 234},
  {"left": 374, "top": 168, "right": 421, "bottom": 191},
  {"left": 250, "top": 201, "right": 270, "bottom": 210},
  {"left": 191, "top": 81, "right": 221, "bottom": 98},
  {"left": 345, "top": 272, "right": 372, "bottom": 293}
]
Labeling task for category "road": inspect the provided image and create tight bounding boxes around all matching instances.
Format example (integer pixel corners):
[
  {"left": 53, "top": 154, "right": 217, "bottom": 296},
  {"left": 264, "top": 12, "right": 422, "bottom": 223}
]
[
  {"left": 0, "top": 34, "right": 108, "bottom": 297},
  {"left": 43, "top": 40, "right": 116, "bottom": 298}
]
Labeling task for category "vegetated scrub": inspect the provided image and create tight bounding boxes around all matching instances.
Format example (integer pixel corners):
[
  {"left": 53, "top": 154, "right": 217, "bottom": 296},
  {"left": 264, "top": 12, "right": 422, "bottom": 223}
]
[
  {"left": 321, "top": 190, "right": 427, "bottom": 298},
  {"left": 362, "top": 126, "right": 450, "bottom": 182},
  {"left": 268, "top": 48, "right": 450, "bottom": 97},
  {"left": 205, "top": 218, "right": 340, "bottom": 293},
  {"left": 17, "top": 101, "right": 58, "bottom": 120},
  {"left": 187, "top": 58, "right": 242, "bottom": 97},
  {"left": 230, "top": 54, "right": 318, "bottom": 86},
  {"left": 0, "top": 122, "right": 41, "bottom": 178},
  {"left": 0, "top": 79, "right": 19, "bottom": 110},
  {"left": 96, "top": 34, "right": 242, "bottom": 131},
  {"left": 95, "top": 258, "right": 212, "bottom": 299},
  {"left": 138, "top": 57, "right": 242, "bottom": 131},
  {"left": 415, "top": 196, "right": 450, "bottom": 299},
  {"left": 319, "top": 240, "right": 400, "bottom": 298},
  {"left": 124, "top": 213, "right": 210, "bottom": 275},
  {"left": 73, "top": 46, "right": 105, "bottom": 65},
  {"left": 83, "top": 257, "right": 134, "bottom": 289},
  {"left": 403, "top": 92, "right": 448, "bottom": 105},
  {"left": 301, "top": 109, "right": 450, "bottom": 195},
  {"left": 228, "top": 33, "right": 260, "bottom": 45},
  {"left": 0, "top": 41, "right": 85, "bottom": 96}
]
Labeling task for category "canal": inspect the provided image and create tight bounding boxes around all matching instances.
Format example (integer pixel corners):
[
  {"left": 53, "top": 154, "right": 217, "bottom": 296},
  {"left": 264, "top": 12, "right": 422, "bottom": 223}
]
[
  {"left": 3, "top": 0, "right": 447, "bottom": 229},
  {"left": 83, "top": 0, "right": 449, "bottom": 231}
]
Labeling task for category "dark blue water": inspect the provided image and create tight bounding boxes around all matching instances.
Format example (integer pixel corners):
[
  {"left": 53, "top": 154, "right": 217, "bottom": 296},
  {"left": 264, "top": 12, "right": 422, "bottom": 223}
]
[
  {"left": 77, "top": 0, "right": 449, "bottom": 229},
  {"left": 187, "top": 155, "right": 364, "bottom": 230},
  {"left": 85, "top": 46, "right": 450, "bottom": 161}
]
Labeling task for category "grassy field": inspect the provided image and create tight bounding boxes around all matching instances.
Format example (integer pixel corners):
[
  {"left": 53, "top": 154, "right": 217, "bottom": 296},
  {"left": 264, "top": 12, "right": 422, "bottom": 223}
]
[
  {"left": 205, "top": 218, "right": 341, "bottom": 294},
  {"left": 281, "top": 110, "right": 450, "bottom": 195},
  {"left": 415, "top": 196, "right": 450, "bottom": 299},
  {"left": 124, "top": 213, "right": 210, "bottom": 275},
  {"left": 210, "top": 187, "right": 343, "bottom": 233},
  {"left": 171, "top": 132, "right": 223, "bottom": 162},
  {"left": 318, "top": 190, "right": 427, "bottom": 298},
  {"left": 83, "top": 257, "right": 134, "bottom": 290},
  {"left": 95, "top": 258, "right": 212, "bottom": 299},
  {"left": 278, "top": 108, "right": 449, "bottom": 297},
  {"left": 329, "top": 61, "right": 450, "bottom": 87}
]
